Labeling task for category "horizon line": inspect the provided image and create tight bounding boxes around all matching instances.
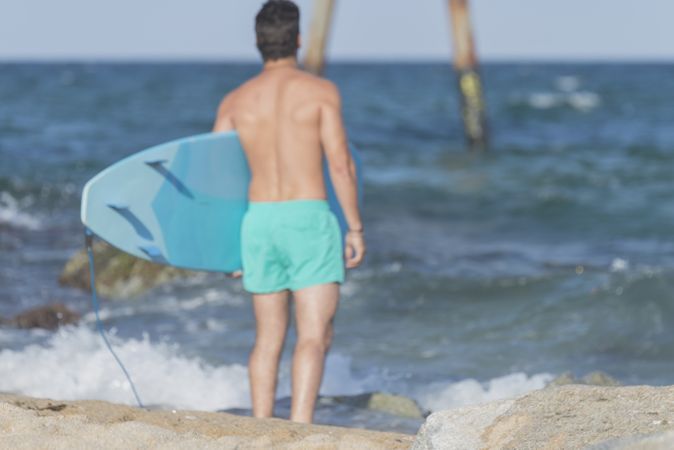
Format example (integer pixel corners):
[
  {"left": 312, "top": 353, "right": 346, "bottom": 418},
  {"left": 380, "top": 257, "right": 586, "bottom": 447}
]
[{"left": 2, "top": 56, "right": 674, "bottom": 64}]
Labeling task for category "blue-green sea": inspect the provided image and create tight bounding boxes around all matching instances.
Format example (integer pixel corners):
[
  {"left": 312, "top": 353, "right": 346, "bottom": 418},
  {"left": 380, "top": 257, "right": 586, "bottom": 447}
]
[{"left": 1, "top": 62, "right": 674, "bottom": 432}]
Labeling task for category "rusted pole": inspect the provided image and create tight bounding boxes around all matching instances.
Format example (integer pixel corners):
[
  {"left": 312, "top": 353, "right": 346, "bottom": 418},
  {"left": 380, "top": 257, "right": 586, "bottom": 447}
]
[
  {"left": 448, "top": 0, "right": 488, "bottom": 151},
  {"left": 304, "top": 0, "right": 336, "bottom": 75}
]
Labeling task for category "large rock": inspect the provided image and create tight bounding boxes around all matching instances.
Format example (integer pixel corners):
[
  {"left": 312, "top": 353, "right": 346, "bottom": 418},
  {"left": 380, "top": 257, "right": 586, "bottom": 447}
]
[
  {"left": 548, "top": 370, "right": 621, "bottom": 388},
  {"left": 9, "top": 303, "right": 80, "bottom": 330},
  {"left": 413, "top": 384, "right": 674, "bottom": 450},
  {"left": 59, "top": 240, "right": 199, "bottom": 299},
  {"left": 329, "top": 392, "right": 427, "bottom": 419},
  {"left": 0, "top": 393, "right": 414, "bottom": 449}
]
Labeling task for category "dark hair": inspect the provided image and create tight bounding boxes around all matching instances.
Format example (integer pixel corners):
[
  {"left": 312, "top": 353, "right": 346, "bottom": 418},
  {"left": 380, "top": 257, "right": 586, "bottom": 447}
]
[{"left": 255, "top": 1, "right": 300, "bottom": 62}]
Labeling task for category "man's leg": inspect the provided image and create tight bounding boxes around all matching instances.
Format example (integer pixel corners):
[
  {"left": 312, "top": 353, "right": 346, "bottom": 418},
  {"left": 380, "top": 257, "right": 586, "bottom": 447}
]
[
  {"left": 290, "top": 283, "right": 340, "bottom": 423},
  {"left": 249, "top": 291, "right": 289, "bottom": 418}
]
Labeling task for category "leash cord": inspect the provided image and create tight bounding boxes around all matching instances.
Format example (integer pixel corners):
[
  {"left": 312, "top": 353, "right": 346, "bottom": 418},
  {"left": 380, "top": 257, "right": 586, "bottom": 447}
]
[{"left": 84, "top": 228, "right": 144, "bottom": 409}]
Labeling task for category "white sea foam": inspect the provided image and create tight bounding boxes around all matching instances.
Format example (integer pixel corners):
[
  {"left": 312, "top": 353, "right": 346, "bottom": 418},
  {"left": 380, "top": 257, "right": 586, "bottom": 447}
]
[
  {"left": 610, "top": 258, "right": 629, "bottom": 272},
  {"left": 417, "top": 372, "right": 554, "bottom": 412},
  {"left": 556, "top": 75, "right": 580, "bottom": 93},
  {"left": 0, "top": 325, "right": 370, "bottom": 411},
  {"left": 0, "top": 191, "right": 41, "bottom": 230},
  {"left": 524, "top": 91, "right": 600, "bottom": 112},
  {"left": 0, "top": 324, "right": 555, "bottom": 414},
  {"left": 522, "top": 75, "right": 600, "bottom": 112},
  {"left": 567, "top": 91, "right": 601, "bottom": 112},
  {"left": 528, "top": 92, "right": 563, "bottom": 110},
  {"left": 0, "top": 326, "right": 249, "bottom": 410}
]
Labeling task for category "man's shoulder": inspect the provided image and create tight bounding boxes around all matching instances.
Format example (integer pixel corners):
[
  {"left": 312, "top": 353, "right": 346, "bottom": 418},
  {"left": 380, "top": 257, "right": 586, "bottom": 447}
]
[
  {"left": 228, "top": 77, "right": 258, "bottom": 98},
  {"left": 218, "top": 76, "right": 259, "bottom": 109},
  {"left": 300, "top": 71, "right": 338, "bottom": 90},
  {"left": 292, "top": 71, "right": 340, "bottom": 99}
]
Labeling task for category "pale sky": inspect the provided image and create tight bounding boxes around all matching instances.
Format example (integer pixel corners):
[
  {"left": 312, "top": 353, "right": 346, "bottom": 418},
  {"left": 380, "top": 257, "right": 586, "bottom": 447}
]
[{"left": 1, "top": 0, "right": 672, "bottom": 61}]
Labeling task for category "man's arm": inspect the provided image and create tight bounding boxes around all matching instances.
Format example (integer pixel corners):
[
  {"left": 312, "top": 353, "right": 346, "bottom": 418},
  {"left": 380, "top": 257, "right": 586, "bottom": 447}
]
[
  {"left": 213, "top": 93, "right": 241, "bottom": 278},
  {"left": 320, "top": 82, "right": 366, "bottom": 269},
  {"left": 213, "top": 93, "right": 235, "bottom": 132}
]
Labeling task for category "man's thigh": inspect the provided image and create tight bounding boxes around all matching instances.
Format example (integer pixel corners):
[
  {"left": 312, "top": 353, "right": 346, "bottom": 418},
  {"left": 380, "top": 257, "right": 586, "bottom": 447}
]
[
  {"left": 252, "top": 291, "right": 290, "bottom": 340},
  {"left": 293, "top": 283, "right": 340, "bottom": 338}
]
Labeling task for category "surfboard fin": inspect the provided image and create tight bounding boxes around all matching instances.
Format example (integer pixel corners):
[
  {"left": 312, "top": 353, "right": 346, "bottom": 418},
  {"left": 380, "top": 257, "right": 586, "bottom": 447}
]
[
  {"left": 138, "top": 245, "right": 168, "bottom": 264},
  {"left": 145, "top": 160, "right": 195, "bottom": 199},
  {"left": 107, "top": 203, "right": 154, "bottom": 241}
]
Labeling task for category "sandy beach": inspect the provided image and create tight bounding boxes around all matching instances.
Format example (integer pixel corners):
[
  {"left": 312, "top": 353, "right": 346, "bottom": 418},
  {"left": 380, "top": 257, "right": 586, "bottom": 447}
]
[{"left": 0, "top": 392, "right": 413, "bottom": 449}]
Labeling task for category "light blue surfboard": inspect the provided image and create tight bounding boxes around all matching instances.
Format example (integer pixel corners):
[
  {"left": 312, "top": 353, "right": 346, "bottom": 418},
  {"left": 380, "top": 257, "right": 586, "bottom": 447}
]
[{"left": 81, "top": 131, "right": 362, "bottom": 273}]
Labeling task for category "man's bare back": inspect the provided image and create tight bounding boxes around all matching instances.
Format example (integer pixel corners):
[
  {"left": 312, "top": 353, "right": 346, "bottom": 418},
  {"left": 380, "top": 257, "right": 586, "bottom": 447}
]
[{"left": 213, "top": 61, "right": 346, "bottom": 203}]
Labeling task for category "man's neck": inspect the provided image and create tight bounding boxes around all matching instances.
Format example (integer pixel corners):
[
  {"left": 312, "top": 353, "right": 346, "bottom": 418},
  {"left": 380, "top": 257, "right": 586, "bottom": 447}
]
[{"left": 263, "top": 57, "right": 298, "bottom": 72}]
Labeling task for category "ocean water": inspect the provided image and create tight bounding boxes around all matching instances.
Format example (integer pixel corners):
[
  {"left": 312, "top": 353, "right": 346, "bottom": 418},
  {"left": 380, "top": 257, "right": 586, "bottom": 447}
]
[{"left": 1, "top": 62, "right": 674, "bottom": 432}]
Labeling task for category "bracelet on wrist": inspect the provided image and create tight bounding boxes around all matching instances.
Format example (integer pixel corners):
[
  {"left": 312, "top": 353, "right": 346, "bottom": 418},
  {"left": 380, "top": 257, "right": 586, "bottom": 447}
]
[{"left": 348, "top": 228, "right": 364, "bottom": 234}]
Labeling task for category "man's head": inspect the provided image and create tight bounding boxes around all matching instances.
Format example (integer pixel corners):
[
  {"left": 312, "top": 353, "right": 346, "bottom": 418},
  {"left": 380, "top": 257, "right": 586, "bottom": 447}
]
[{"left": 255, "top": 0, "right": 300, "bottom": 62}]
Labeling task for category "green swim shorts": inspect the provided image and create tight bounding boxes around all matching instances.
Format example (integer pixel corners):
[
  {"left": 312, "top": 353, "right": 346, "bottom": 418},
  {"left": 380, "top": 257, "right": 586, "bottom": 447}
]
[{"left": 241, "top": 199, "right": 345, "bottom": 294}]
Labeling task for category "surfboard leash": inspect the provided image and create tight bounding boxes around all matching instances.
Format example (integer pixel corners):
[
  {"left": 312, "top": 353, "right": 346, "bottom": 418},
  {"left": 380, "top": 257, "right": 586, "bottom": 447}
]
[{"left": 84, "top": 228, "right": 145, "bottom": 409}]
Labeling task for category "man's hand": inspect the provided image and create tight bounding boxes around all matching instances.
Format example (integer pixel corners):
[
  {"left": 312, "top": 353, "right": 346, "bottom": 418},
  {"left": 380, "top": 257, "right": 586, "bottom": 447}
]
[{"left": 344, "top": 231, "right": 366, "bottom": 269}]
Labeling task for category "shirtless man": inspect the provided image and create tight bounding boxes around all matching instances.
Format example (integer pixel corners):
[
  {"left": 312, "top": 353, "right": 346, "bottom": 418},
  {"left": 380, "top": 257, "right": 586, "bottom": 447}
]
[{"left": 212, "top": 0, "right": 365, "bottom": 424}]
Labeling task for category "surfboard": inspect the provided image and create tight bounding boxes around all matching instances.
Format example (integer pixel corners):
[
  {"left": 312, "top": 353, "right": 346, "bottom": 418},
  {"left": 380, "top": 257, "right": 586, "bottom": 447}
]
[{"left": 80, "top": 131, "right": 362, "bottom": 273}]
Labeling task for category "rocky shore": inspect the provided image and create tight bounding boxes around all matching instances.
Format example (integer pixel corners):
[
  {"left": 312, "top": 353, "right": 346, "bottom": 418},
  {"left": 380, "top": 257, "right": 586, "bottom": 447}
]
[
  {"left": 413, "top": 384, "right": 674, "bottom": 450},
  {"left": 59, "top": 240, "right": 198, "bottom": 299},
  {"left": 3, "top": 383, "right": 674, "bottom": 449}
]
